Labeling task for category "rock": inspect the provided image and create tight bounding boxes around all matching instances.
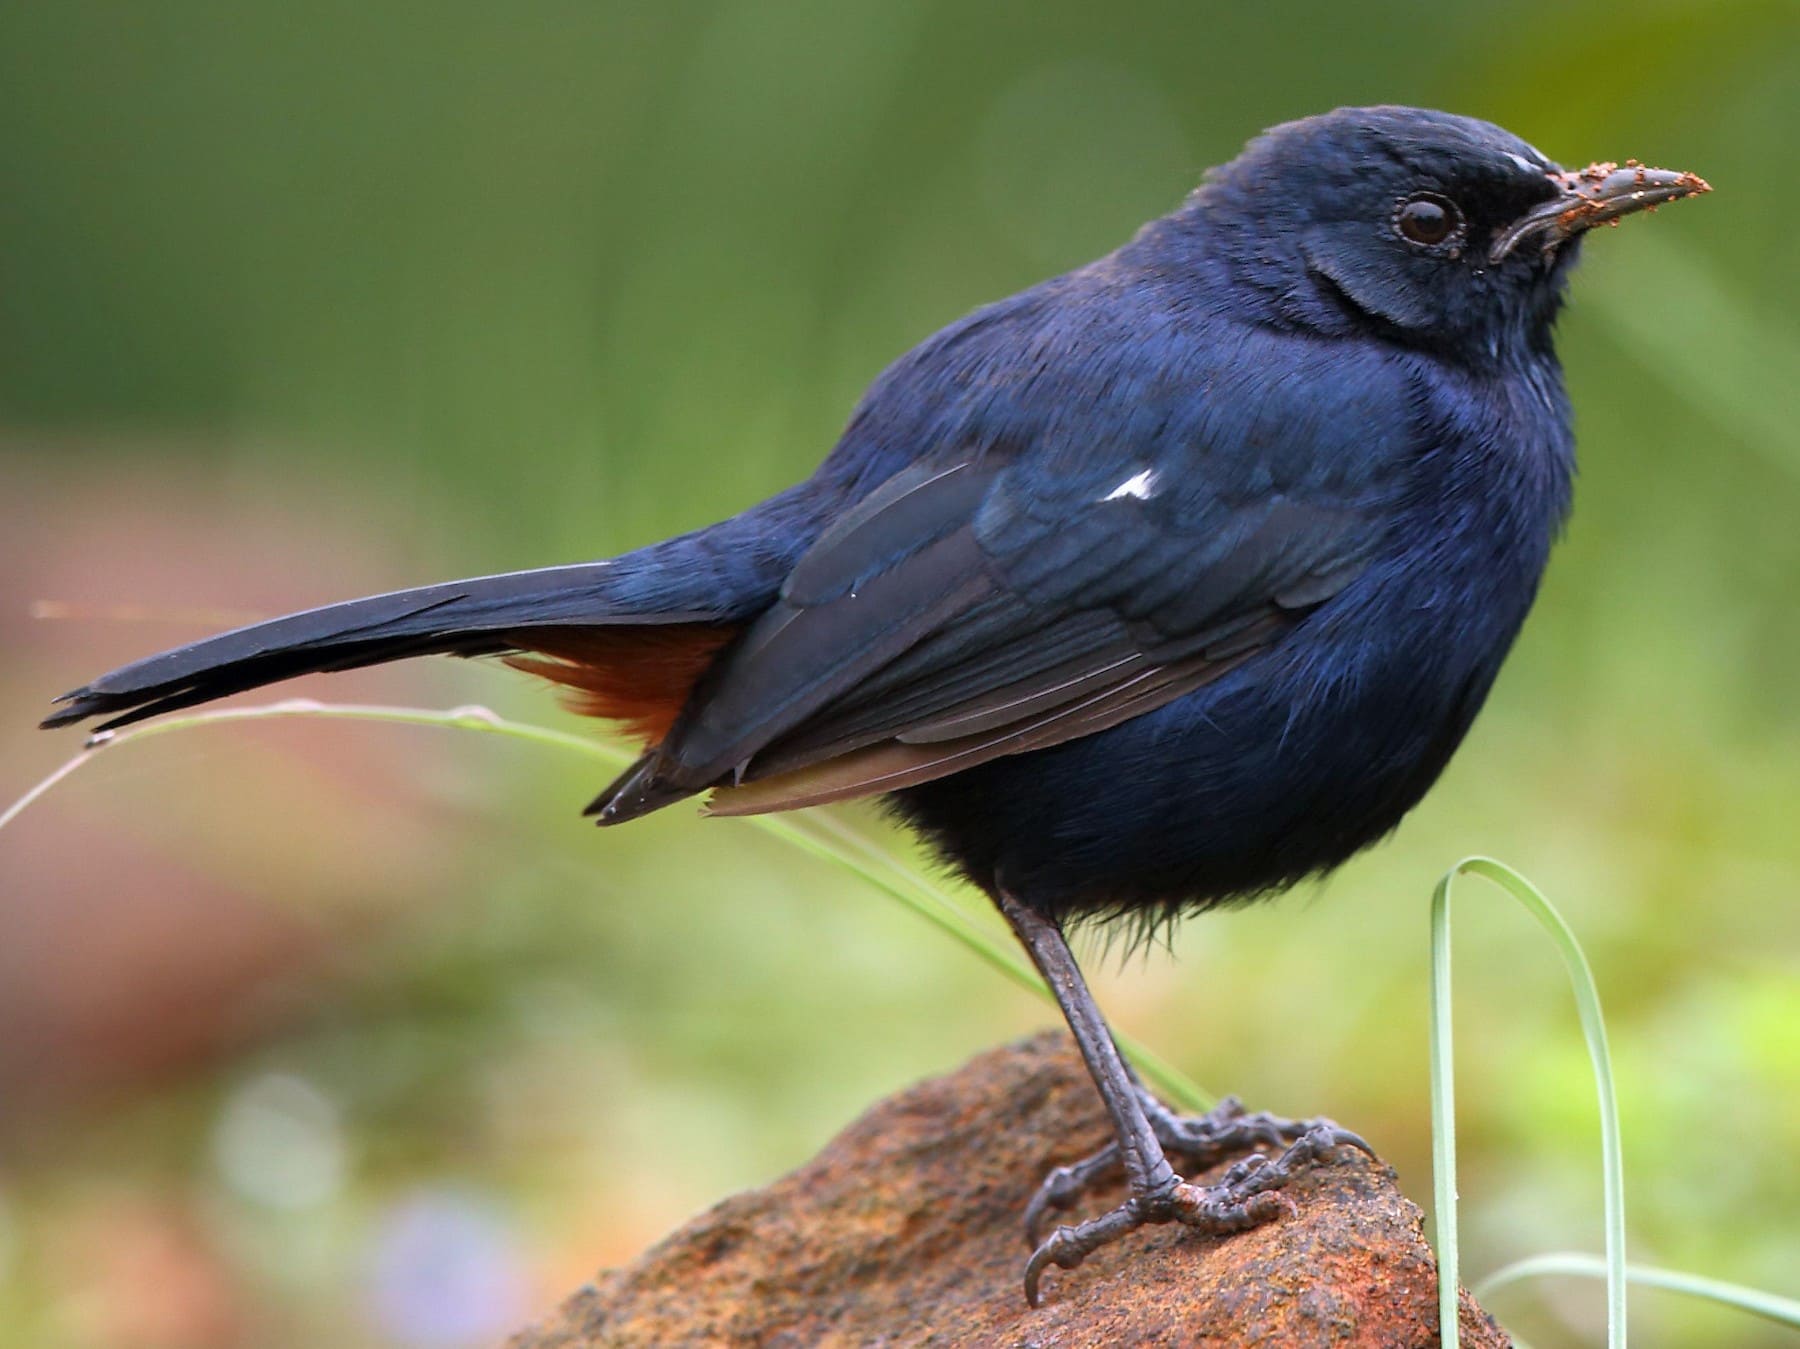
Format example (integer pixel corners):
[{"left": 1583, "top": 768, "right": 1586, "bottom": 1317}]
[{"left": 509, "top": 1032, "right": 1509, "bottom": 1347}]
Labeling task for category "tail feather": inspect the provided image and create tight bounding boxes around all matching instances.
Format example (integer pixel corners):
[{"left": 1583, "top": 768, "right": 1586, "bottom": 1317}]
[
  {"left": 40, "top": 561, "right": 722, "bottom": 734},
  {"left": 42, "top": 631, "right": 505, "bottom": 731},
  {"left": 38, "top": 488, "right": 827, "bottom": 829}
]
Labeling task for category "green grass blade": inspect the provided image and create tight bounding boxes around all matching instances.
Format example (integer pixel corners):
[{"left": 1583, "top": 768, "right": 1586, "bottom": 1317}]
[
  {"left": 0, "top": 748, "right": 95, "bottom": 834},
  {"left": 1430, "top": 857, "right": 1627, "bottom": 1349},
  {"left": 1429, "top": 866, "right": 1463, "bottom": 1348},
  {"left": 5, "top": 697, "right": 1211, "bottom": 1110},
  {"left": 1479, "top": 1251, "right": 1800, "bottom": 1332}
]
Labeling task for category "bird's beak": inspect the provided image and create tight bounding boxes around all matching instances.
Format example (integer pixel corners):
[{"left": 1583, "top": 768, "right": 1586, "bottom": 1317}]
[{"left": 1489, "top": 161, "right": 1710, "bottom": 263}]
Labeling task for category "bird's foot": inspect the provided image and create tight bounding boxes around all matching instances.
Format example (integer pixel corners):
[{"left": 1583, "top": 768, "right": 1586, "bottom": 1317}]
[
  {"left": 1021, "top": 1098, "right": 1372, "bottom": 1303},
  {"left": 1143, "top": 1089, "right": 1373, "bottom": 1180},
  {"left": 1023, "top": 1091, "right": 1372, "bottom": 1245}
]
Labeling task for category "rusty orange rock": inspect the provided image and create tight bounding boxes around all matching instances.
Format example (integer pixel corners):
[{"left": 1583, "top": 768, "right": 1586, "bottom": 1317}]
[{"left": 510, "top": 1033, "right": 1509, "bottom": 1348}]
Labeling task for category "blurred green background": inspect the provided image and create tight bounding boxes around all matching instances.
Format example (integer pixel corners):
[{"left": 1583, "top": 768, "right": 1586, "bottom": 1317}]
[{"left": 2, "top": 2, "right": 1796, "bottom": 1345}]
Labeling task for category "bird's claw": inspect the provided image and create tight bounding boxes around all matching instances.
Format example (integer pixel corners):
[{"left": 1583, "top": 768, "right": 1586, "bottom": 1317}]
[
  {"left": 1023, "top": 1168, "right": 1289, "bottom": 1306},
  {"left": 1140, "top": 1089, "right": 1372, "bottom": 1164},
  {"left": 1021, "top": 1113, "right": 1366, "bottom": 1305},
  {"left": 1025, "top": 1192, "right": 1169, "bottom": 1306},
  {"left": 1022, "top": 1092, "right": 1367, "bottom": 1248},
  {"left": 1022, "top": 1144, "right": 1122, "bottom": 1247}
]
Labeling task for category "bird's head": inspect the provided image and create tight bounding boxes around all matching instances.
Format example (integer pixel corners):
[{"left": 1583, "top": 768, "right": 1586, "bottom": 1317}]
[{"left": 1175, "top": 106, "right": 1709, "bottom": 363}]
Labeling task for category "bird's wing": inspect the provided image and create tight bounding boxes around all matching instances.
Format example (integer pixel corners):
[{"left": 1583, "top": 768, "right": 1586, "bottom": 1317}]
[{"left": 595, "top": 450, "right": 1383, "bottom": 819}]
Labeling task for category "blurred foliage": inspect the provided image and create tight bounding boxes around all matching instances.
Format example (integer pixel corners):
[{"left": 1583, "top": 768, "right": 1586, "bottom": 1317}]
[{"left": 1, "top": 2, "right": 1797, "bottom": 1346}]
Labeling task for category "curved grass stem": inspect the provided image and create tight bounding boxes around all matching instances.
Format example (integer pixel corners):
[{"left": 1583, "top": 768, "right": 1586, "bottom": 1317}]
[
  {"left": 4, "top": 697, "right": 1210, "bottom": 1111},
  {"left": 1430, "top": 856, "right": 1625, "bottom": 1349}
]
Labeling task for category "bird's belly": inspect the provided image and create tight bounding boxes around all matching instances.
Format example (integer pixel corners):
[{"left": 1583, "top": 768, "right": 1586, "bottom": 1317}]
[{"left": 888, "top": 596, "right": 1516, "bottom": 924}]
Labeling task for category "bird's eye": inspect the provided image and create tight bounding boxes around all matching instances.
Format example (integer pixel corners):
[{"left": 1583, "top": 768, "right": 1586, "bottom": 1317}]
[{"left": 1395, "top": 193, "right": 1462, "bottom": 249}]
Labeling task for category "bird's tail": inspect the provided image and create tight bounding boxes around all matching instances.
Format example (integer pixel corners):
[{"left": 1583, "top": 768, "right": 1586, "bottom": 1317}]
[{"left": 39, "top": 560, "right": 739, "bottom": 738}]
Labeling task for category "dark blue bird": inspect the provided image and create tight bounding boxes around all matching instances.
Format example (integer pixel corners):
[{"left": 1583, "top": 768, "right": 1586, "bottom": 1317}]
[{"left": 42, "top": 106, "right": 1707, "bottom": 1301}]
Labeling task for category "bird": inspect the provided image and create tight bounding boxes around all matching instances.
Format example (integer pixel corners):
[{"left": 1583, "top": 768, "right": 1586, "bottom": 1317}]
[{"left": 41, "top": 106, "right": 1708, "bottom": 1304}]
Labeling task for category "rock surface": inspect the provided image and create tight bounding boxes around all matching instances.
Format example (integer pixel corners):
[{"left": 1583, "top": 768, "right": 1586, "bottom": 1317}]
[{"left": 509, "top": 1032, "right": 1509, "bottom": 1347}]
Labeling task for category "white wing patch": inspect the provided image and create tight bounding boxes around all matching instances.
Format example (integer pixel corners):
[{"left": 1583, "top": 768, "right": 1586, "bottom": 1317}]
[{"left": 1101, "top": 468, "right": 1159, "bottom": 502}]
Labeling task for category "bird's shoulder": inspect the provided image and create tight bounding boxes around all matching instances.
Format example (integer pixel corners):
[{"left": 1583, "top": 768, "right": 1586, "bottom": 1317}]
[{"left": 821, "top": 256, "right": 1424, "bottom": 521}]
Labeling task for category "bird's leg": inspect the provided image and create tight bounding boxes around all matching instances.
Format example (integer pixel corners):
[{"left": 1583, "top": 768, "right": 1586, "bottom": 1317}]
[{"left": 998, "top": 891, "right": 1370, "bottom": 1305}]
